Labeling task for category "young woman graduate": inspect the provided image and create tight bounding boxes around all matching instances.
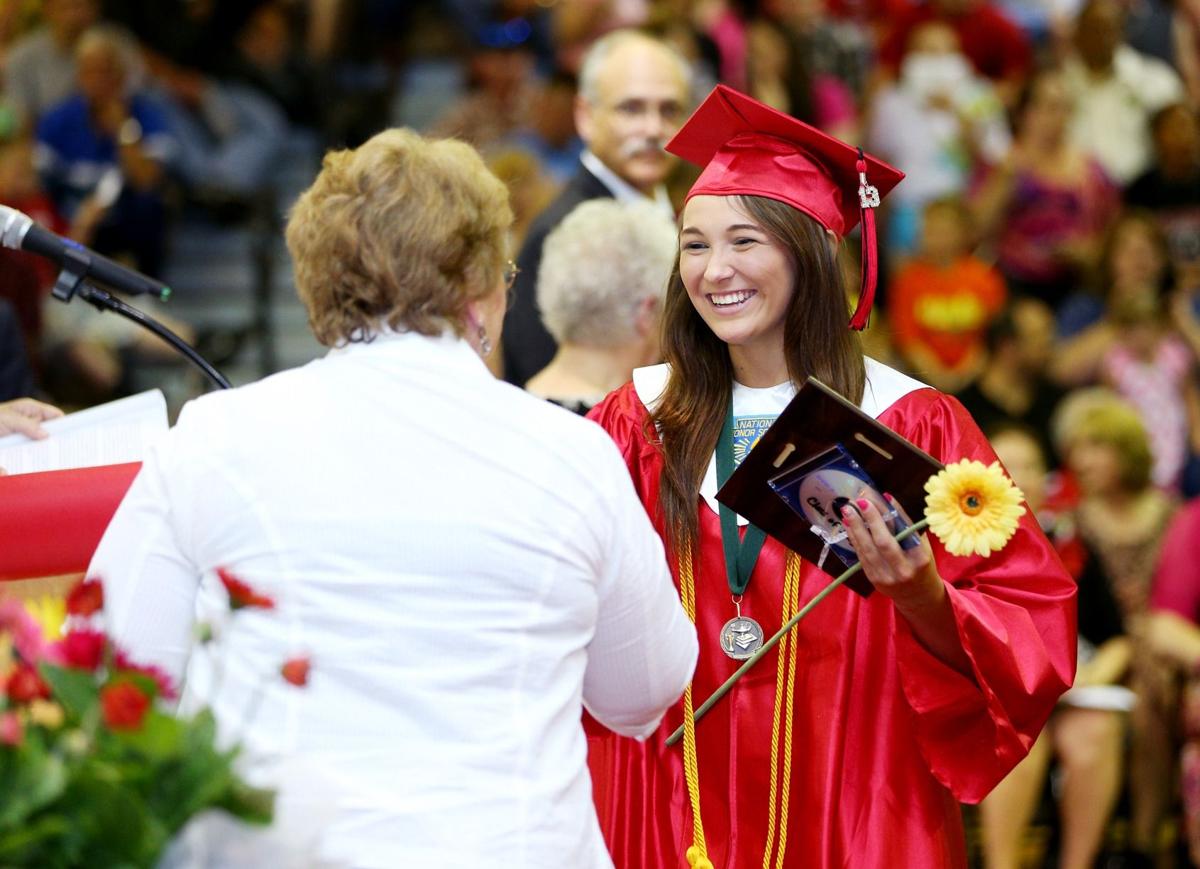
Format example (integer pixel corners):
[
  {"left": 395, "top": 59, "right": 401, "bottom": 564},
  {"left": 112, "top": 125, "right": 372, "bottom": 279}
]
[{"left": 584, "top": 85, "right": 1077, "bottom": 869}]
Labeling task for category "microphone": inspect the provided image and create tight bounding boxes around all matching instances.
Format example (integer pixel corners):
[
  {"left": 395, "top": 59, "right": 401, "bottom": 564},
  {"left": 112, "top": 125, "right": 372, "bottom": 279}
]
[{"left": 0, "top": 204, "right": 171, "bottom": 300}]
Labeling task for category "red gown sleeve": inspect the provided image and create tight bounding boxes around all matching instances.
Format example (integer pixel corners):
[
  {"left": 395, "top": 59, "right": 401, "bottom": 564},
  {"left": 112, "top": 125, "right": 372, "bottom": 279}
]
[
  {"left": 880, "top": 389, "right": 1077, "bottom": 803},
  {"left": 587, "top": 382, "right": 653, "bottom": 462}
]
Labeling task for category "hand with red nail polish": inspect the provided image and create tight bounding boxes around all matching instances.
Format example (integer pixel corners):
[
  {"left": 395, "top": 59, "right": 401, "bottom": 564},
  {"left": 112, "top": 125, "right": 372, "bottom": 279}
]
[{"left": 840, "top": 489, "right": 940, "bottom": 609}]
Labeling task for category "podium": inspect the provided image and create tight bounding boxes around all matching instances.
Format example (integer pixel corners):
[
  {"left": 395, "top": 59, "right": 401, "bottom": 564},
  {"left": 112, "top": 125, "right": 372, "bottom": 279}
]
[{"left": 0, "top": 463, "right": 140, "bottom": 597}]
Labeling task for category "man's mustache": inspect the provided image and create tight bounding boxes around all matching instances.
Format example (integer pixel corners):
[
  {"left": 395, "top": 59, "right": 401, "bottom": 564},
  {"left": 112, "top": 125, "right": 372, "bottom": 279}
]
[{"left": 619, "top": 137, "right": 670, "bottom": 159}]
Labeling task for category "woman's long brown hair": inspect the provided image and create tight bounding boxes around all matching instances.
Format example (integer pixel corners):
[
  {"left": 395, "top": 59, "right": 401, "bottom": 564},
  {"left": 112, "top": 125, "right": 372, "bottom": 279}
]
[{"left": 651, "top": 195, "right": 866, "bottom": 557}]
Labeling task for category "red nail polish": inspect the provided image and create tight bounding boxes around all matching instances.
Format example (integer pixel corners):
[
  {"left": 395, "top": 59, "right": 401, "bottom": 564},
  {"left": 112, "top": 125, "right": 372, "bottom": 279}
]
[
  {"left": 856, "top": 498, "right": 870, "bottom": 511},
  {"left": 841, "top": 505, "right": 854, "bottom": 519}
]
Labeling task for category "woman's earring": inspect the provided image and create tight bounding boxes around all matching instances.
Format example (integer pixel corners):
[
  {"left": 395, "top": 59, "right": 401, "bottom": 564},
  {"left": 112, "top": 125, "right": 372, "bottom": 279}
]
[{"left": 478, "top": 324, "right": 492, "bottom": 357}]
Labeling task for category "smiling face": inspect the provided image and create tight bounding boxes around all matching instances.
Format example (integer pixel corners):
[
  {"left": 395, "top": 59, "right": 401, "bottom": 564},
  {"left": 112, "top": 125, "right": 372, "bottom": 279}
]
[{"left": 678, "top": 194, "right": 797, "bottom": 366}]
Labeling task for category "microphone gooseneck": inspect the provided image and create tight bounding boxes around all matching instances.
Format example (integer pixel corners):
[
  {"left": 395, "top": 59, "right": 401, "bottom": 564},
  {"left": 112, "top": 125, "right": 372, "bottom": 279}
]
[
  {"left": 0, "top": 204, "right": 229, "bottom": 389},
  {"left": 0, "top": 204, "right": 171, "bottom": 300}
]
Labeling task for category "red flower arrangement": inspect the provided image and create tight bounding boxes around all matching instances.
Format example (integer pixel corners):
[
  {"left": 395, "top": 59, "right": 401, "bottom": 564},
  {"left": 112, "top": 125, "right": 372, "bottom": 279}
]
[
  {"left": 217, "top": 567, "right": 276, "bottom": 610},
  {"left": 281, "top": 656, "right": 311, "bottom": 687},
  {"left": 54, "top": 628, "right": 106, "bottom": 671},
  {"left": 100, "top": 680, "right": 151, "bottom": 730},
  {"left": 4, "top": 662, "right": 50, "bottom": 704},
  {"left": 0, "top": 569, "right": 311, "bottom": 865},
  {"left": 113, "top": 648, "right": 178, "bottom": 701},
  {"left": 65, "top": 578, "right": 104, "bottom": 617}
]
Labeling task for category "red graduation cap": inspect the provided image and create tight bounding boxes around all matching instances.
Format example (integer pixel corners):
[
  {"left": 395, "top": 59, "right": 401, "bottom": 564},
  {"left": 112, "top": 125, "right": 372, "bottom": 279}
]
[{"left": 665, "top": 85, "right": 904, "bottom": 330}]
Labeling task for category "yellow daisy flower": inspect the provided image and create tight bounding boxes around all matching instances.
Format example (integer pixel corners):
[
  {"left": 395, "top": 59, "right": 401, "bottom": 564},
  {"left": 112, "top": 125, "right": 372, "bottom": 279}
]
[{"left": 924, "top": 459, "right": 1026, "bottom": 558}]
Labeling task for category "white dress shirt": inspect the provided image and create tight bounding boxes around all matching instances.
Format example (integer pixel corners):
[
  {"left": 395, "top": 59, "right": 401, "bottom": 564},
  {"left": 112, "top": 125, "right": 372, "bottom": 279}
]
[{"left": 91, "top": 330, "right": 697, "bottom": 868}]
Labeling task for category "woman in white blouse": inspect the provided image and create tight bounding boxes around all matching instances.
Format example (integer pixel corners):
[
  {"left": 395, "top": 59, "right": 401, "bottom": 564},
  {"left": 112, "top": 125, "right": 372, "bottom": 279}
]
[{"left": 89, "top": 128, "right": 697, "bottom": 868}]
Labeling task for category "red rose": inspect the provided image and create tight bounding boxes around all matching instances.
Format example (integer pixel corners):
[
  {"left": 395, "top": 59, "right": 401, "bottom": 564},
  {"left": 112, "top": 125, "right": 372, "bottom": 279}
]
[
  {"left": 217, "top": 567, "right": 275, "bottom": 611},
  {"left": 100, "top": 681, "right": 151, "bottom": 731},
  {"left": 65, "top": 579, "right": 104, "bottom": 617},
  {"left": 5, "top": 663, "right": 50, "bottom": 704},
  {"left": 56, "top": 629, "right": 106, "bottom": 671},
  {"left": 280, "top": 656, "right": 311, "bottom": 687},
  {"left": 113, "top": 649, "right": 178, "bottom": 701}
]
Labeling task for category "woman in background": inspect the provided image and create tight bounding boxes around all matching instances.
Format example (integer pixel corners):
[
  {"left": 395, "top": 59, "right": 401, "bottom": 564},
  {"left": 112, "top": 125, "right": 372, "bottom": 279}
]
[
  {"left": 1052, "top": 211, "right": 1198, "bottom": 493},
  {"left": 1053, "top": 389, "right": 1179, "bottom": 865},
  {"left": 525, "top": 198, "right": 676, "bottom": 414}
]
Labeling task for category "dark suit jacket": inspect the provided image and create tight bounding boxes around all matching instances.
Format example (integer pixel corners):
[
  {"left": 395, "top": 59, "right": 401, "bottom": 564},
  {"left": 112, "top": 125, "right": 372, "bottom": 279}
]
[{"left": 501, "top": 161, "right": 614, "bottom": 387}]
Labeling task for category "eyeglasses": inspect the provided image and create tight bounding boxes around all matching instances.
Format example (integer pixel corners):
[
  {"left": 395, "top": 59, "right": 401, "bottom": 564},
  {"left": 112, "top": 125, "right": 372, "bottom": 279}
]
[
  {"left": 503, "top": 260, "right": 521, "bottom": 307},
  {"left": 601, "top": 98, "right": 686, "bottom": 125},
  {"left": 503, "top": 260, "right": 520, "bottom": 291}
]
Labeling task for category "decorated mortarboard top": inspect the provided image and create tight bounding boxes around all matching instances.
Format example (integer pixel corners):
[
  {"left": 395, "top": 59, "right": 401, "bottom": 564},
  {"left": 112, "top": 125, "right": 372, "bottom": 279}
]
[{"left": 665, "top": 85, "right": 905, "bottom": 329}]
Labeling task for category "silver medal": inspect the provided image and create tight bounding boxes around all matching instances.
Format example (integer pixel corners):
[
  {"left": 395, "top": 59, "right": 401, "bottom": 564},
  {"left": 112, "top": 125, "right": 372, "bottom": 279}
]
[{"left": 720, "top": 615, "right": 764, "bottom": 660}]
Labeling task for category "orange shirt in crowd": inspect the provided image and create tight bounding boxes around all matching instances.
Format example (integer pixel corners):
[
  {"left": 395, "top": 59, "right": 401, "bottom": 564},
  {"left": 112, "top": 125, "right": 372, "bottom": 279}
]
[{"left": 889, "top": 255, "right": 1007, "bottom": 373}]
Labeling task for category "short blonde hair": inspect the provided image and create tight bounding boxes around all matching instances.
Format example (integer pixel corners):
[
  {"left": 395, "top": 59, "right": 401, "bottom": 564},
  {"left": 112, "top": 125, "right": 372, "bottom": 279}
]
[
  {"left": 537, "top": 199, "right": 676, "bottom": 346},
  {"left": 286, "top": 128, "right": 513, "bottom": 346},
  {"left": 1053, "top": 388, "right": 1154, "bottom": 492}
]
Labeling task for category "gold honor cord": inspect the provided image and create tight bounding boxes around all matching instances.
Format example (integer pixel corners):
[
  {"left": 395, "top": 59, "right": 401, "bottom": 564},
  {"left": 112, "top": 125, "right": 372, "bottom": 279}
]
[
  {"left": 677, "top": 547, "right": 803, "bottom": 869},
  {"left": 762, "top": 551, "right": 800, "bottom": 869},
  {"left": 678, "top": 545, "right": 712, "bottom": 869}
]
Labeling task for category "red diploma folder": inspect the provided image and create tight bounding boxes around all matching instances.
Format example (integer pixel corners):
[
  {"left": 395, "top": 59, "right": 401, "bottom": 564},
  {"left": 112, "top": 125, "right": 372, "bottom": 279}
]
[{"left": 0, "top": 463, "right": 140, "bottom": 581}]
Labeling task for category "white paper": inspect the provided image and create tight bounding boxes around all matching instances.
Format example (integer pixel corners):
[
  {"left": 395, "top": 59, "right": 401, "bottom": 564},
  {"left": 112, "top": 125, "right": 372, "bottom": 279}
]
[{"left": 0, "top": 389, "right": 168, "bottom": 475}]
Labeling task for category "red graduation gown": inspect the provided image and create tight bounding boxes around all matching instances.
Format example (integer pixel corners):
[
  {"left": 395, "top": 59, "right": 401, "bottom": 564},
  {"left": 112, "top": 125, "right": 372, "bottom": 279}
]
[{"left": 585, "top": 379, "right": 1076, "bottom": 869}]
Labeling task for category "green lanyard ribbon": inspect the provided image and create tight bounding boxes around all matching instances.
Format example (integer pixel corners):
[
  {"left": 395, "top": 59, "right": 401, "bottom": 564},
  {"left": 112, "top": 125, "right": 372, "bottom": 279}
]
[{"left": 716, "top": 401, "right": 768, "bottom": 595}]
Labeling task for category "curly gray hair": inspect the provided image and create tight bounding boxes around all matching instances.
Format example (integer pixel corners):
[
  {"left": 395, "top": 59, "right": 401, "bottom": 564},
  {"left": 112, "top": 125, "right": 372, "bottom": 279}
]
[{"left": 537, "top": 199, "right": 677, "bottom": 347}]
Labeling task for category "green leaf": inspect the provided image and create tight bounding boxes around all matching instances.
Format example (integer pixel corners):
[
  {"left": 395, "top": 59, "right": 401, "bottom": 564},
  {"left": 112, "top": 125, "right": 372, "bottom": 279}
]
[
  {"left": 187, "top": 708, "right": 217, "bottom": 745},
  {"left": 64, "top": 764, "right": 169, "bottom": 866},
  {"left": 37, "top": 663, "right": 99, "bottom": 721},
  {"left": 113, "top": 709, "right": 185, "bottom": 758},
  {"left": 0, "top": 732, "right": 68, "bottom": 830},
  {"left": 215, "top": 779, "right": 275, "bottom": 826},
  {"left": 147, "top": 710, "right": 254, "bottom": 832},
  {"left": 0, "top": 813, "right": 72, "bottom": 865}
]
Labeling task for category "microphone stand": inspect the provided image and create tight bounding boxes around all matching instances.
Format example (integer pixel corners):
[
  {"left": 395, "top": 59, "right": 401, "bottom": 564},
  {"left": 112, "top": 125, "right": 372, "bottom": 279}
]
[{"left": 52, "top": 246, "right": 232, "bottom": 390}]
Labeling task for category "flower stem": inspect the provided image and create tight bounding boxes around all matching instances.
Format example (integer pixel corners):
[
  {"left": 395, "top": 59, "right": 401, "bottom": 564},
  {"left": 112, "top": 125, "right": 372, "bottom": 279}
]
[{"left": 665, "top": 518, "right": 930, "bottom": 748}]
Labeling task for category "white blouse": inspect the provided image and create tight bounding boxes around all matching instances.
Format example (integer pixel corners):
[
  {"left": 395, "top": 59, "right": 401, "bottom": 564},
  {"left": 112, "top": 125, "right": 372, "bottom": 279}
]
[{"left": 90, "top": 330, "right": 697, "bottom": 868}]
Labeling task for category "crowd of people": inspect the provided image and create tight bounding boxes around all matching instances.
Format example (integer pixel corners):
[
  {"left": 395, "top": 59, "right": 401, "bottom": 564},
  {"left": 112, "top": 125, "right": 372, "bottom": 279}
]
[{"left": 1, "top": 0, "right": 1200, "bottom": 867}]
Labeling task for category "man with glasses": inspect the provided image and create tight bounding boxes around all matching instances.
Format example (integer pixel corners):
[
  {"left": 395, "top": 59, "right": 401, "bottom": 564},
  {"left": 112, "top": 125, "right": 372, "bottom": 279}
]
[{"left": 502, "top": 29, "right": 692, "bottom": 387}]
